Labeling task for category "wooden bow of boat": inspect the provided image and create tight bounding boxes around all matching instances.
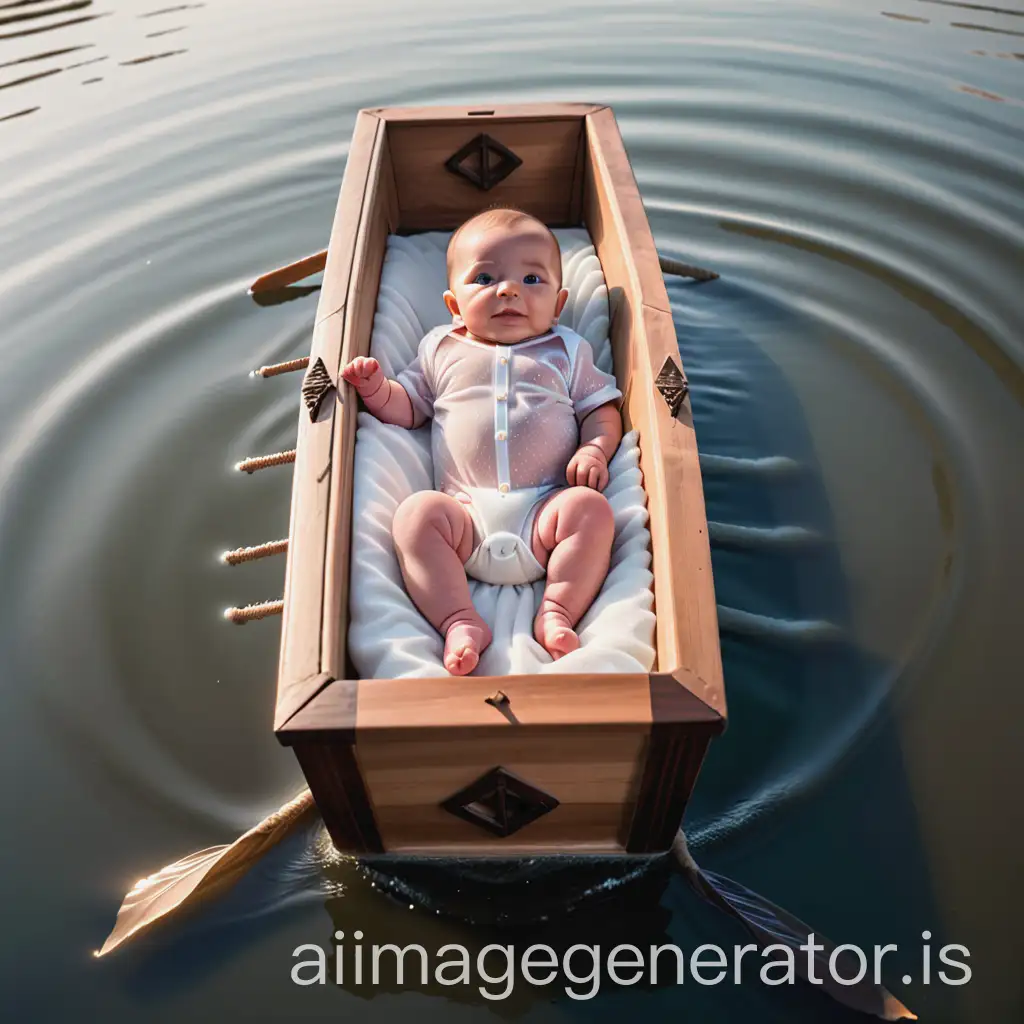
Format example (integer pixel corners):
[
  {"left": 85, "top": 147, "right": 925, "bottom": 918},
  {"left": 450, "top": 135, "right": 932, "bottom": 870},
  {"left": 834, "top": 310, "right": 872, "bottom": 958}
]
[{"left": 272, "top": 102, "right": 726, "bottom": 858}]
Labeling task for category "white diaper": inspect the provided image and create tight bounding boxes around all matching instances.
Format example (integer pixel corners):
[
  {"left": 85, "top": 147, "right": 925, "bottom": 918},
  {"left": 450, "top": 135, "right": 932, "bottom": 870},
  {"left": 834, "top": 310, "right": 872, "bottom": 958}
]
[{"left": 459, "top": 485, "right": 559, "bottom": 586}]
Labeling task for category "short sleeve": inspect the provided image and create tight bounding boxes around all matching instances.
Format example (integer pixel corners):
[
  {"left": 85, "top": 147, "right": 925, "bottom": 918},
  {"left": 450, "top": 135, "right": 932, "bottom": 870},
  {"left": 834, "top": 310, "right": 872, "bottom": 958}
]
[
  {"left": 569, "top": 337, "right": 622, "bottom": 423},
  {"left": 395, "top": 334, "right": 439, "bottom": 428}
]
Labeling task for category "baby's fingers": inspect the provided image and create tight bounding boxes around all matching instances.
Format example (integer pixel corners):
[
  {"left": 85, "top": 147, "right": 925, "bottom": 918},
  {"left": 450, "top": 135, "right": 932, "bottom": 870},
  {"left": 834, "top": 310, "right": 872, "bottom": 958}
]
[{"left": 346, "top": 356, "right": 376, "bottom": 378}]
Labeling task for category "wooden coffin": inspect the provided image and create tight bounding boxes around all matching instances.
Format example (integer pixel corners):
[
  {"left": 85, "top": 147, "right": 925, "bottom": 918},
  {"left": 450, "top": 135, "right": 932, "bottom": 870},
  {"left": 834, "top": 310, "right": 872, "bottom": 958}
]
[{"left": 273, "top": 103, "right": 726, "bottom": 857}]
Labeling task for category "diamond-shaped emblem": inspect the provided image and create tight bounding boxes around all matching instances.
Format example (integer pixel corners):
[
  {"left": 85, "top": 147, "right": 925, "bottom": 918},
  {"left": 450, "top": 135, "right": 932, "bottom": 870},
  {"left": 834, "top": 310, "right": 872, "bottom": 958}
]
[
  {"left": 654, "top": 356, "right": 689, "bottom": 418},
  {"left": 445, "top": 134, "right": 523, "bottom": 191},
  {"left": 302, "top": 356, "right": 334, "bottom": 421},
  {"left": 441, "top": 766, "right": 558, "bottom": 837}
]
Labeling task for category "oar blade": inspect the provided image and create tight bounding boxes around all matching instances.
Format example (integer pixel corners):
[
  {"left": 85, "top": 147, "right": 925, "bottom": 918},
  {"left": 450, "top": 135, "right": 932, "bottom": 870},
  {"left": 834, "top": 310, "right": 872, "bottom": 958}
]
[
  {"left": 672, "top": 833, "right": 916, "bottom": 1020},
  {"left": 97, "top": 789, "right": 317, "bottom": 957}
]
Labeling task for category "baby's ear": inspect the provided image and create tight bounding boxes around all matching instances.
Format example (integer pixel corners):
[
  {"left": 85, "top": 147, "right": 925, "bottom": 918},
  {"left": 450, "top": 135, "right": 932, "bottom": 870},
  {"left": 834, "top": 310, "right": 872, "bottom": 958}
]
[
  {"left": 443, "top": 290, "right": 460, "bottom": 318},
  {"left": 554, "top": 287, "right": 569, "bottom": 320}
]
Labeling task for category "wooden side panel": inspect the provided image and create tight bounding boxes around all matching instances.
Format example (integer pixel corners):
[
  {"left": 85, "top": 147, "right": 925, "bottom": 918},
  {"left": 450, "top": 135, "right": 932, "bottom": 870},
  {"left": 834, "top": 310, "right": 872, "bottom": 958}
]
[
  {"left": 388, "top": 118, "right": 585, "bottom": 232},
  {"left": 316, "top": 111, "right": 385, "bottom": 326},
  {"left": 321, "top": 130, "right": 396, "bottom": 682},
  {"left": 358, "top": 726, "right": 646, "bottom": 854},
  {"left": 624, "top": 725, "right": 716, "bottom": 853},
  {"left": 293, "top": 739, "right": 383, "bottom": 854},
  {"left": 356, "top": 673, "right": 653, "bottom": 732},
  {"left": 274, "top": 111, "right": 382, "bottom": 729},
  {"left": 583, "top": 107, "right": 671, "bottom": 315},
  {"left": 634, "top": 306, "right": 724, "bottom": 711},
  {"left": 583, "top": 108, "right": 725, "bottom": 716},
  {"left": 374, "top": 102, "right": 605, "bottom": 123}
]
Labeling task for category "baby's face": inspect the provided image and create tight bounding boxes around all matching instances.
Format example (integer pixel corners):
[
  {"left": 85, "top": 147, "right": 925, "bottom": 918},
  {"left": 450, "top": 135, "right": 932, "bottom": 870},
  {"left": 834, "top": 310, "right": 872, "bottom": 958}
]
[{"left": 444, "top": 222, "right": 568, "bottom": 344}]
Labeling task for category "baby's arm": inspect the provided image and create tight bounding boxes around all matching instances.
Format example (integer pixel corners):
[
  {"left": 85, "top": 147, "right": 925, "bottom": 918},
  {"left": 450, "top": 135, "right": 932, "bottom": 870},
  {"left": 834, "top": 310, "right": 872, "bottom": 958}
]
[
  {"left": 340, "top": 357, "right": 417, "bottom": 428},
  {"left": 567, "top": 401, "right": 623, "bottom": 490}
]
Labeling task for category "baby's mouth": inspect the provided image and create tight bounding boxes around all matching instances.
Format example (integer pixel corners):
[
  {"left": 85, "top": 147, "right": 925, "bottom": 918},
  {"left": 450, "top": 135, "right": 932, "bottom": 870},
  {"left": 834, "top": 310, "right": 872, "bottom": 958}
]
[{"left": 493, "top": 309, "right": 525, "bottom": 319}]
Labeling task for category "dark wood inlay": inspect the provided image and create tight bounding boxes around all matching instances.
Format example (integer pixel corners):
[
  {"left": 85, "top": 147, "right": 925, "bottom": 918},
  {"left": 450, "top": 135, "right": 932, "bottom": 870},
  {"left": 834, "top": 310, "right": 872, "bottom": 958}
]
[{"left": 293, "top": 738, "right": 383, "bottom": 854}]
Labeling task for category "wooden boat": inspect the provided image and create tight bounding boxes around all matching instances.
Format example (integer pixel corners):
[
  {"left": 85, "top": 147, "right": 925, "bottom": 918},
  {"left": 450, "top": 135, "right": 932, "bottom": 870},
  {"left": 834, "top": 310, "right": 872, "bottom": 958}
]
[{"left": 273, "top": 102, "right": 726, "bottom": 858}]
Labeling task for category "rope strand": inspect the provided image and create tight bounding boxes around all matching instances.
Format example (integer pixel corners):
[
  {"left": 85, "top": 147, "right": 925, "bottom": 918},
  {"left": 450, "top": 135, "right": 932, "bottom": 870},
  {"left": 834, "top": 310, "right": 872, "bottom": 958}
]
[
  {"left": 251, "top": 357, "right": 310, "bottom": 378},
  {"left": 221, "top": 539, "right": 289, "bottom": 565},
  {"left": 223, "top": 599, "right": 284, "bottom": 624},
  {"left": 235, "top": 450, "right": 296, "bottom": 474}
]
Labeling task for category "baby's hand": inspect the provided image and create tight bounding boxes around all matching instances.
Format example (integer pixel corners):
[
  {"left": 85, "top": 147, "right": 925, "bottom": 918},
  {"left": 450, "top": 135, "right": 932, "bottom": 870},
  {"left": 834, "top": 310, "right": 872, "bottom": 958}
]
[
  {"left": 566, "top": 445, "right": 609, "bottom": 491},
  {"left": 340, "top": 356, "right": 384, "bottom": 397}
]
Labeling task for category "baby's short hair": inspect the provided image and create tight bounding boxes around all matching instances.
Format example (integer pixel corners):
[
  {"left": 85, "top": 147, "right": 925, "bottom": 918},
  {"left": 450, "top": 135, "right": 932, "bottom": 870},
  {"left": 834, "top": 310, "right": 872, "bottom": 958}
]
[{"left": 446, "top": 205, "right": 562, "bottom": 288}]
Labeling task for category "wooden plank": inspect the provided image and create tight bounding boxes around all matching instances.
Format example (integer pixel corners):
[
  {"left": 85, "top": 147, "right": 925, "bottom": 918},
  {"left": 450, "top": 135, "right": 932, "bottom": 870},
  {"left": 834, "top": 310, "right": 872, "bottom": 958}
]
[
  {"left": 582, "top": 141, "right": 636, "bottom": 412},
  {"left": 274, "top": 111, "right": 382, "bottom": 731},
  {"left": 357, "top": 673, "right": 653, "bottom": 732},
  {"left": 624, "top": 725, "right": 716, "bottom": 853},
  {"left": 567, "top": 118, "right": 588, "bottom": 226},
  {"left": 375, "top": 803, "right": 628, "bottom": 855},
  {"left": 649, "top": 670, "right": 726, "bottom": 726},
  {"left": 315, "top": 110, "right": 383, "bottom": 328},
  {"left": 358, "top": 728, "right": 645, "bottom": 806},
  {"left": 274, "top": 309, "right": 344, "bottom": 723},
  {"left": 293, "top": 739, "right": 383, "bottom": 854},
  {"left": 373, "top": 102, "right": 605, "bottom": 124},
  {"left": 386, "top": 837, "right": 626, "bottom": 857},
  {"left": 321, "top": 128, "right": 393, "bottom": 682},
  {"left": 273, "top": 671, "right": 333, "bottom": 734},
  {"left": 635, "top": 307, "right": 724, "bottom": 708},
  {"left": 584, "top": 108, "right": 671, "bottom": 315},
  {"left": 277, "top": 679, "right": 358, "bottom": 744},
  {"left": 582, "top": 110, "right": 725, "bottom": 713},
  {"left": 388, "top": 118, "right": 584, "bottom": 232},
  {"left": 282, "top": 674, "right": 655, "bottom": 740}
]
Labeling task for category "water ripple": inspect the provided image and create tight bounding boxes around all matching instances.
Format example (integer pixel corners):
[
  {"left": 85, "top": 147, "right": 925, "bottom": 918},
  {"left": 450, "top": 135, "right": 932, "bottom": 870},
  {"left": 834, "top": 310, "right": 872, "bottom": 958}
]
[{"left": 0, "top": 3, "right": 1022, "bottom": 1014}]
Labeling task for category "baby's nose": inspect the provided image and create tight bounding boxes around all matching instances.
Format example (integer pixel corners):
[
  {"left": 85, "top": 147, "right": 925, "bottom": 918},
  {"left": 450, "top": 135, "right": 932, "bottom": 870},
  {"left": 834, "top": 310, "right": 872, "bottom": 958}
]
[{"left": 497, "top": 279, "right": 519, "bottom": 297}]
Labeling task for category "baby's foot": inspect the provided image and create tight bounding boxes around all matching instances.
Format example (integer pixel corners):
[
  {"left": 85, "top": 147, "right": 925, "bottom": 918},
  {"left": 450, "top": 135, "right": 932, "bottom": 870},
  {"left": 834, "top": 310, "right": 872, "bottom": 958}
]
[
  {"left": 534, "top": 602, "right": 580, "bottom": 660},
  {"left": 443, "top": 615, "right": 492, "bottom": 676}
]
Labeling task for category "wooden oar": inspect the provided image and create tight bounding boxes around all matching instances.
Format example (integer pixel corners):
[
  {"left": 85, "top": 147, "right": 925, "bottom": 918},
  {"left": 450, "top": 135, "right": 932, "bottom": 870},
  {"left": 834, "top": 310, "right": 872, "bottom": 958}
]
[
  {"left": 96, "top": 789, "right": 316, "bottom": 957},
  {"left": 671, "top": 833, "right": 916, "bottom": 1020},
  {"left": 248, "top": 249, "right": 717, "bottom": 295},
  {"left": 658, "top": 254, "right": 719, "bottom": 282},
  {"left": 249, "top": 250, "right": 327, "bottom": 295},
  {"left": 97, "top": 796, "right": 910, "bottom": 1020}
]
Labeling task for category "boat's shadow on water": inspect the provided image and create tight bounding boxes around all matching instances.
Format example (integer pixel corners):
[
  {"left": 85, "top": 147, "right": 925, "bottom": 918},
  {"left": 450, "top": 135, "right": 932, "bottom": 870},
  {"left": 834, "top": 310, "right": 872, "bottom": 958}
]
[{"left": 111, "top": 279, "right": 944, "bottom": 1019}]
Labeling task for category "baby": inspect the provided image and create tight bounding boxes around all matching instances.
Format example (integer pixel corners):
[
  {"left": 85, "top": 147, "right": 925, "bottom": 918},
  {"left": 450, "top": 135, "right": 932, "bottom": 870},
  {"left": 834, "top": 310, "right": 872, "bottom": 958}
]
[{"left": 341, "top": 207, "right": 623, "bottom": 675}]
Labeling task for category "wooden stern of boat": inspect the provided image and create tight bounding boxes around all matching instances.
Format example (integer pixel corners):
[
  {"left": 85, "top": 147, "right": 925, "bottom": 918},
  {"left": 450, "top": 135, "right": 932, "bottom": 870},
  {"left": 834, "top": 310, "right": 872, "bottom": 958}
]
[{"left": 273, "top": 103, "right": 725, "bottom": 858}]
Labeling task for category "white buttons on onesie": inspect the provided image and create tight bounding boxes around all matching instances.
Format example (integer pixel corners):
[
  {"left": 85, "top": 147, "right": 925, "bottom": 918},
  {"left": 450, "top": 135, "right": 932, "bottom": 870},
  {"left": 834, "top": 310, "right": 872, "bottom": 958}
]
[{"left": 395, "top": 324, "right": 622, "bottom": 585}]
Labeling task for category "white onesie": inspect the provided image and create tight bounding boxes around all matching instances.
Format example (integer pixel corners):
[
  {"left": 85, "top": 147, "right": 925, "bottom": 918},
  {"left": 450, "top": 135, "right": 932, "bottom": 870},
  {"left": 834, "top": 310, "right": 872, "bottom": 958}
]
[{"left": 395, "top": 324, "right": 622, "bottom": 585}]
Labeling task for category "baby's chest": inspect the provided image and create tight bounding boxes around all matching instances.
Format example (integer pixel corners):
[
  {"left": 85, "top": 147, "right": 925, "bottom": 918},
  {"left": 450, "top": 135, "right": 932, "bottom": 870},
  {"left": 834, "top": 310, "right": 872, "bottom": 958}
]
[{"left": 435, "top": 347, "right": 571, "bottom": 400}]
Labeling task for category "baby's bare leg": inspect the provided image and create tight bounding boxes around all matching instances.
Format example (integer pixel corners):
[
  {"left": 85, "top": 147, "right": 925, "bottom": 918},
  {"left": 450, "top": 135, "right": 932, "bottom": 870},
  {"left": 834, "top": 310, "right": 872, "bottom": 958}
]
[
  {"left": 392, "top": 491, "right": 491, "bottom": 676},
  {"left": 530, "top": 487, "right": 615, "bottom": 659}
]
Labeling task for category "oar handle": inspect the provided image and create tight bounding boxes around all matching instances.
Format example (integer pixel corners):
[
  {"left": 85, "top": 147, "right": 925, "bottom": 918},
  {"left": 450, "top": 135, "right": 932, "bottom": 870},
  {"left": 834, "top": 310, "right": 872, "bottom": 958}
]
[{"left": 250, "top": 249, "right": 328, "bottom": 294}]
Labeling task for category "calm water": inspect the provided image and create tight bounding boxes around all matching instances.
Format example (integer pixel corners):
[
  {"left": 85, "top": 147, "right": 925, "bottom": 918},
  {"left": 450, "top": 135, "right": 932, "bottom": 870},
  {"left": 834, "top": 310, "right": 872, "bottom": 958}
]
[{"left": 1, "top": 0, "right": 1022, "bottom": 1021}]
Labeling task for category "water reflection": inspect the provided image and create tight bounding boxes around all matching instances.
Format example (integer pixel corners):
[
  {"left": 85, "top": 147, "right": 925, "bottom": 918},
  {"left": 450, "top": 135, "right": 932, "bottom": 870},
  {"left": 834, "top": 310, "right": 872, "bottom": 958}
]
[
  {"left": 0, "top": 101, "right": 35, "bottom": 117},
  {"left": 119, "top": 47, "right": 185, "bottom": 63},
  {"left": 951, "top": 20, "right": 1024, "bottom": 34},
  {"left": 0, "top": 11, "right": 106, "bottom": 42},
  {"left": 0, "top": 0, "right": 198, "bottom": 114},
  {"left": 918, "top": 0, "right": 1024, "bottom": 14},
  {"left": 0, "top": 41, "right": 93, "bottom": 66}
]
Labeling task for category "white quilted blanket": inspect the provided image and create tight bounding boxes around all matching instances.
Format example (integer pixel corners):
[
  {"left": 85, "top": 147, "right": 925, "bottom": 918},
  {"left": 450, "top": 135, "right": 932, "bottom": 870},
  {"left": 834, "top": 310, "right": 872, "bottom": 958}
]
[{"left": 348, "top": 229, "right": 656, "bottom": 678}]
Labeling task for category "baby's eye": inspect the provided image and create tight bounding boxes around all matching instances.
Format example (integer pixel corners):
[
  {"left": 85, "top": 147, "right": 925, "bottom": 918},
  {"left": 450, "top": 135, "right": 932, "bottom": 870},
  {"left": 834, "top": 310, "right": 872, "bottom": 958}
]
[
  {"left": 523, "top": 273, "right": 541, "bottom": 285},
  {"left": 473, "top": 272, "right": 494, "bottom": 285}
]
